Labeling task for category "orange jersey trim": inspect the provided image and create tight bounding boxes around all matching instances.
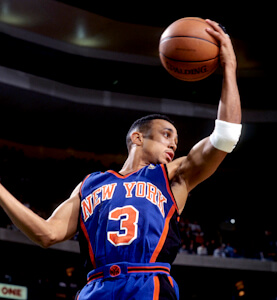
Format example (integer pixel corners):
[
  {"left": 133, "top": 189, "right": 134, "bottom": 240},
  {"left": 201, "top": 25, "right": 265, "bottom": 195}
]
[
  {"left": 153, "top": 276, "right": 160, "bottom": 300},
  {"left": 79, "top": 174, "right": 91, "bottom": 198},
  {"left": 127, "top": 265, "right": 170, "bottom": 274},
  {"left": 80, "top": 215, "right": 96, "bottom": 269},
  {"left": 107, "top": 169, "right": 140, "bottom": 179},
  {"left": 150, "top": 205, "right": 176, "bottom": 263},
  {"left": 160, "top": 164, "right": 178, "bottom": 211}
]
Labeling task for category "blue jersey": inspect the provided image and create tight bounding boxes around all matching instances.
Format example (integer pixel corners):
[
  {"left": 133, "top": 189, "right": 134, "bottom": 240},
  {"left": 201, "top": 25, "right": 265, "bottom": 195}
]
[{"left": 78, "top": 164, "right": 181, "bottom": 273}]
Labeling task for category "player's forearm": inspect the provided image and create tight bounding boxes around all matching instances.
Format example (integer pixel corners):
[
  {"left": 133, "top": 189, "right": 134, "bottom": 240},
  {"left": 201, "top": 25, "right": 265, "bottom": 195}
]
[
  {"left": 217, "top": 66, "right": 241, "bottom": 124},
  {"left": 0, "top": 184, "right": 54, "bottom": 247},
  {"left": 205, "top": 18, "right": 242, "bottom": 125}
]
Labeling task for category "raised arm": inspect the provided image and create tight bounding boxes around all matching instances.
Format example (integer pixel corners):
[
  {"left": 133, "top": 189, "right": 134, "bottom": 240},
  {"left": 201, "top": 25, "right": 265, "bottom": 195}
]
[
  {"left": 206, "top": 19, "right": 241, "bottom": 124},
  {"left": 0, "top": 182, "right": 81, "bottom": 248},
  {"left": 168, "top": 20, "right": 242, "bottom": 213}
]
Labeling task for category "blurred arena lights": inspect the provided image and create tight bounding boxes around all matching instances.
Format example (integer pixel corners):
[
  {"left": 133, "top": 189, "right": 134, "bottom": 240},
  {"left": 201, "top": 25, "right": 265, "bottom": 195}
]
[
  {"left": 235, "top": 280, "right": 245, "bottom": 298},
  {"left": 0, "top": 0, "right": 36, "bottom": 26},
  {"left": 69, "top": 18, "right": 106, "bottom": 47}
]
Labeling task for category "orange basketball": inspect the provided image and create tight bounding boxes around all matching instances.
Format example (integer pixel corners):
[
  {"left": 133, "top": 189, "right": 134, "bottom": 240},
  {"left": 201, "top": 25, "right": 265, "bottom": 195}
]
[{"left": 159, "top": 17, "right": 219, "bottom": 81}]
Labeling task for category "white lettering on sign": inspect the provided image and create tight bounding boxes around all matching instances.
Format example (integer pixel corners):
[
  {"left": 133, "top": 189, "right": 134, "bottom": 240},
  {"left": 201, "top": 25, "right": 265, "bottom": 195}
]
[{"left": 0, "top": 283, "right": 27, "bottom": 300}]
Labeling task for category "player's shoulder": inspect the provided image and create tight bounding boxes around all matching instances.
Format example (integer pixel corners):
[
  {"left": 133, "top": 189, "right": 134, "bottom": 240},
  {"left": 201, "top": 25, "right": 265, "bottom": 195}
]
[
  {"left": 78, "top": 171, "right": 105, "bottom": 198},
  {"left": 70, "top": 182, "right": 82, "bottom": 198}
]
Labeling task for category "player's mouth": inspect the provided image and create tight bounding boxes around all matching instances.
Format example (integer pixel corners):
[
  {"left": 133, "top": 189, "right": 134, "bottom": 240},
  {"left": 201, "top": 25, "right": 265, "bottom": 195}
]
[{"left": 165, "top": 151, "right": 174, "bottom": 162}]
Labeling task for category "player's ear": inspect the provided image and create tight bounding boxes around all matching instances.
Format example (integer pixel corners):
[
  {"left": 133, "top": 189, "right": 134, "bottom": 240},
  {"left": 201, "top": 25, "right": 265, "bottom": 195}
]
[{"left": 130, "top": 131, "right": 143, "bottom": 147}]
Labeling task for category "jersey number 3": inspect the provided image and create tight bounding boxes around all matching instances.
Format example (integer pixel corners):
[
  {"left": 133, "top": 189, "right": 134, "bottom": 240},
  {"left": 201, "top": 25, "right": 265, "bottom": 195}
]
[{"left": 107, "top": 205, "right": 139, "bottom": 246}]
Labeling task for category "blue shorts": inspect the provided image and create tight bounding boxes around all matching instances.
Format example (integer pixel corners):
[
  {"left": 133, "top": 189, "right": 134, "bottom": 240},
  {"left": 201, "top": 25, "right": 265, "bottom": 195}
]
[{"left": 76, "top": 262, "right": 179, "bottom": 300}]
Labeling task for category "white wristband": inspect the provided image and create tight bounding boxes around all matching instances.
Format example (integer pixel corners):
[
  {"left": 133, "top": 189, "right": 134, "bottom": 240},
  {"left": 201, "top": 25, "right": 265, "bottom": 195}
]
[{"left": 210, "top": 119, "right": 242, "bottom": 153}]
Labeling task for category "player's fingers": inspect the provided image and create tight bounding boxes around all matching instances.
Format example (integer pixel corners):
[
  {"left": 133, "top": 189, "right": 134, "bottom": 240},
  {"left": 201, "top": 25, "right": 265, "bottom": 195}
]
[
  {"left": 205, "top": 26, "right": 222, "bottom": 41},
  {"left": 206, "top": 19, "right": 230, "bottom": 38},
  {"left": 205, "top": 20, "right": 230, "bottom": 44}
]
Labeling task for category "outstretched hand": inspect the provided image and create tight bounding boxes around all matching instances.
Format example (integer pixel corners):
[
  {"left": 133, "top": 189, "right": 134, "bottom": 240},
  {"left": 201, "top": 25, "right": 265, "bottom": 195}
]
[{"left": 205, "top": 19, "right": 237, "bottom": 71}]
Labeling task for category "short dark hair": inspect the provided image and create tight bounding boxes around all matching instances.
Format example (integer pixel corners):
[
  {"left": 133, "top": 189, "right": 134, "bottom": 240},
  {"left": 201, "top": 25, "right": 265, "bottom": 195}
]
[{"left": 126, "top": 114, "right": 174, "bottom": 152}]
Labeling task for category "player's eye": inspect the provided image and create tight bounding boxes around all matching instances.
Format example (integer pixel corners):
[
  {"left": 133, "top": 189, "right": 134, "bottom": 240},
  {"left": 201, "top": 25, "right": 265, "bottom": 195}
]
[{"left": 163, "top": 131, "right": 170, "bottom": 138}]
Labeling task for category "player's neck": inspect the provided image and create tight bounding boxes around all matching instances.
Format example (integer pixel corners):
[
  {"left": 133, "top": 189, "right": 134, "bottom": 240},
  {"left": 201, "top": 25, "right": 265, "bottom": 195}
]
[
  {"left": 119, "top": 158, "right": 147, "bottom": 176},
  {"left": 119, "top": 149, "right": 148, "bottom": 175}
]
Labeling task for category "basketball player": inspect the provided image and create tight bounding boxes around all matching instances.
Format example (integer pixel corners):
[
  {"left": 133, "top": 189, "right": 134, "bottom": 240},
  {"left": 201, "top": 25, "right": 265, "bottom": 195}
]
[{"left": 0, "top": 20, "right": 241, "bottom": 299}]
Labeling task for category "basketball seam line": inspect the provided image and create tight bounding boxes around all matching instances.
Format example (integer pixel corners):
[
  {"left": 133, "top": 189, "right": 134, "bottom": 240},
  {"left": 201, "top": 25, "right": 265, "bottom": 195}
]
[
  {"left": 159, "top": 52, "right": 219, "bottom": 63},
  {"left": 160, "top": 36, "right": 219, "bottom": 47}
]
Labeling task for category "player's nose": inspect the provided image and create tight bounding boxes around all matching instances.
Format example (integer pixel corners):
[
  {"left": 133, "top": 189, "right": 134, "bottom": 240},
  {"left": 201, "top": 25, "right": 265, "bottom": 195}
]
[{"left": 168, "top": 140, "right": 177, "bottom": 152}]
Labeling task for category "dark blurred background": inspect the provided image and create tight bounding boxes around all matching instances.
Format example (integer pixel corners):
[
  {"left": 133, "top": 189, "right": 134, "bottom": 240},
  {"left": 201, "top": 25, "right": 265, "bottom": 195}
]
[{"left": 0, "top": 1, "right": 276, "bottom": 299}]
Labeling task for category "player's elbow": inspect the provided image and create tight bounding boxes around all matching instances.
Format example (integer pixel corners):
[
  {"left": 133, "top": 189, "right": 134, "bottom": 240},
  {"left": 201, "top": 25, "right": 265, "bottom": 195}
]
[
  {"left": 35, "top": 228, "right": 59, "bottom": 249},
  {"left": 38, "top": 237, "right": 55, "bottom": 249}
]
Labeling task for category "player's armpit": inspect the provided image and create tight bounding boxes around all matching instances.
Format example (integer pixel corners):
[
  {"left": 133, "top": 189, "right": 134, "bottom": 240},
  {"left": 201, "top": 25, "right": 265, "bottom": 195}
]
[{"left": 169, "top": 137, "right": 226, "bottom": 193}]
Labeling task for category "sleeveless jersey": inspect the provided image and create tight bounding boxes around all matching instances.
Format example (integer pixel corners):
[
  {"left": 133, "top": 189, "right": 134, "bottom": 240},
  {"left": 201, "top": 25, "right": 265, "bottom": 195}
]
[{"left": 78, "top": 164, "right": 181, "bottom": 274}]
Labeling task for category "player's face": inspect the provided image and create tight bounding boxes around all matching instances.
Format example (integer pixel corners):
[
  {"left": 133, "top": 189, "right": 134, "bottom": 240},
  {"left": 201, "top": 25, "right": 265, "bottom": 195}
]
[{"left": 142, "top": 119, "right": 178, "bottom": 164}]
